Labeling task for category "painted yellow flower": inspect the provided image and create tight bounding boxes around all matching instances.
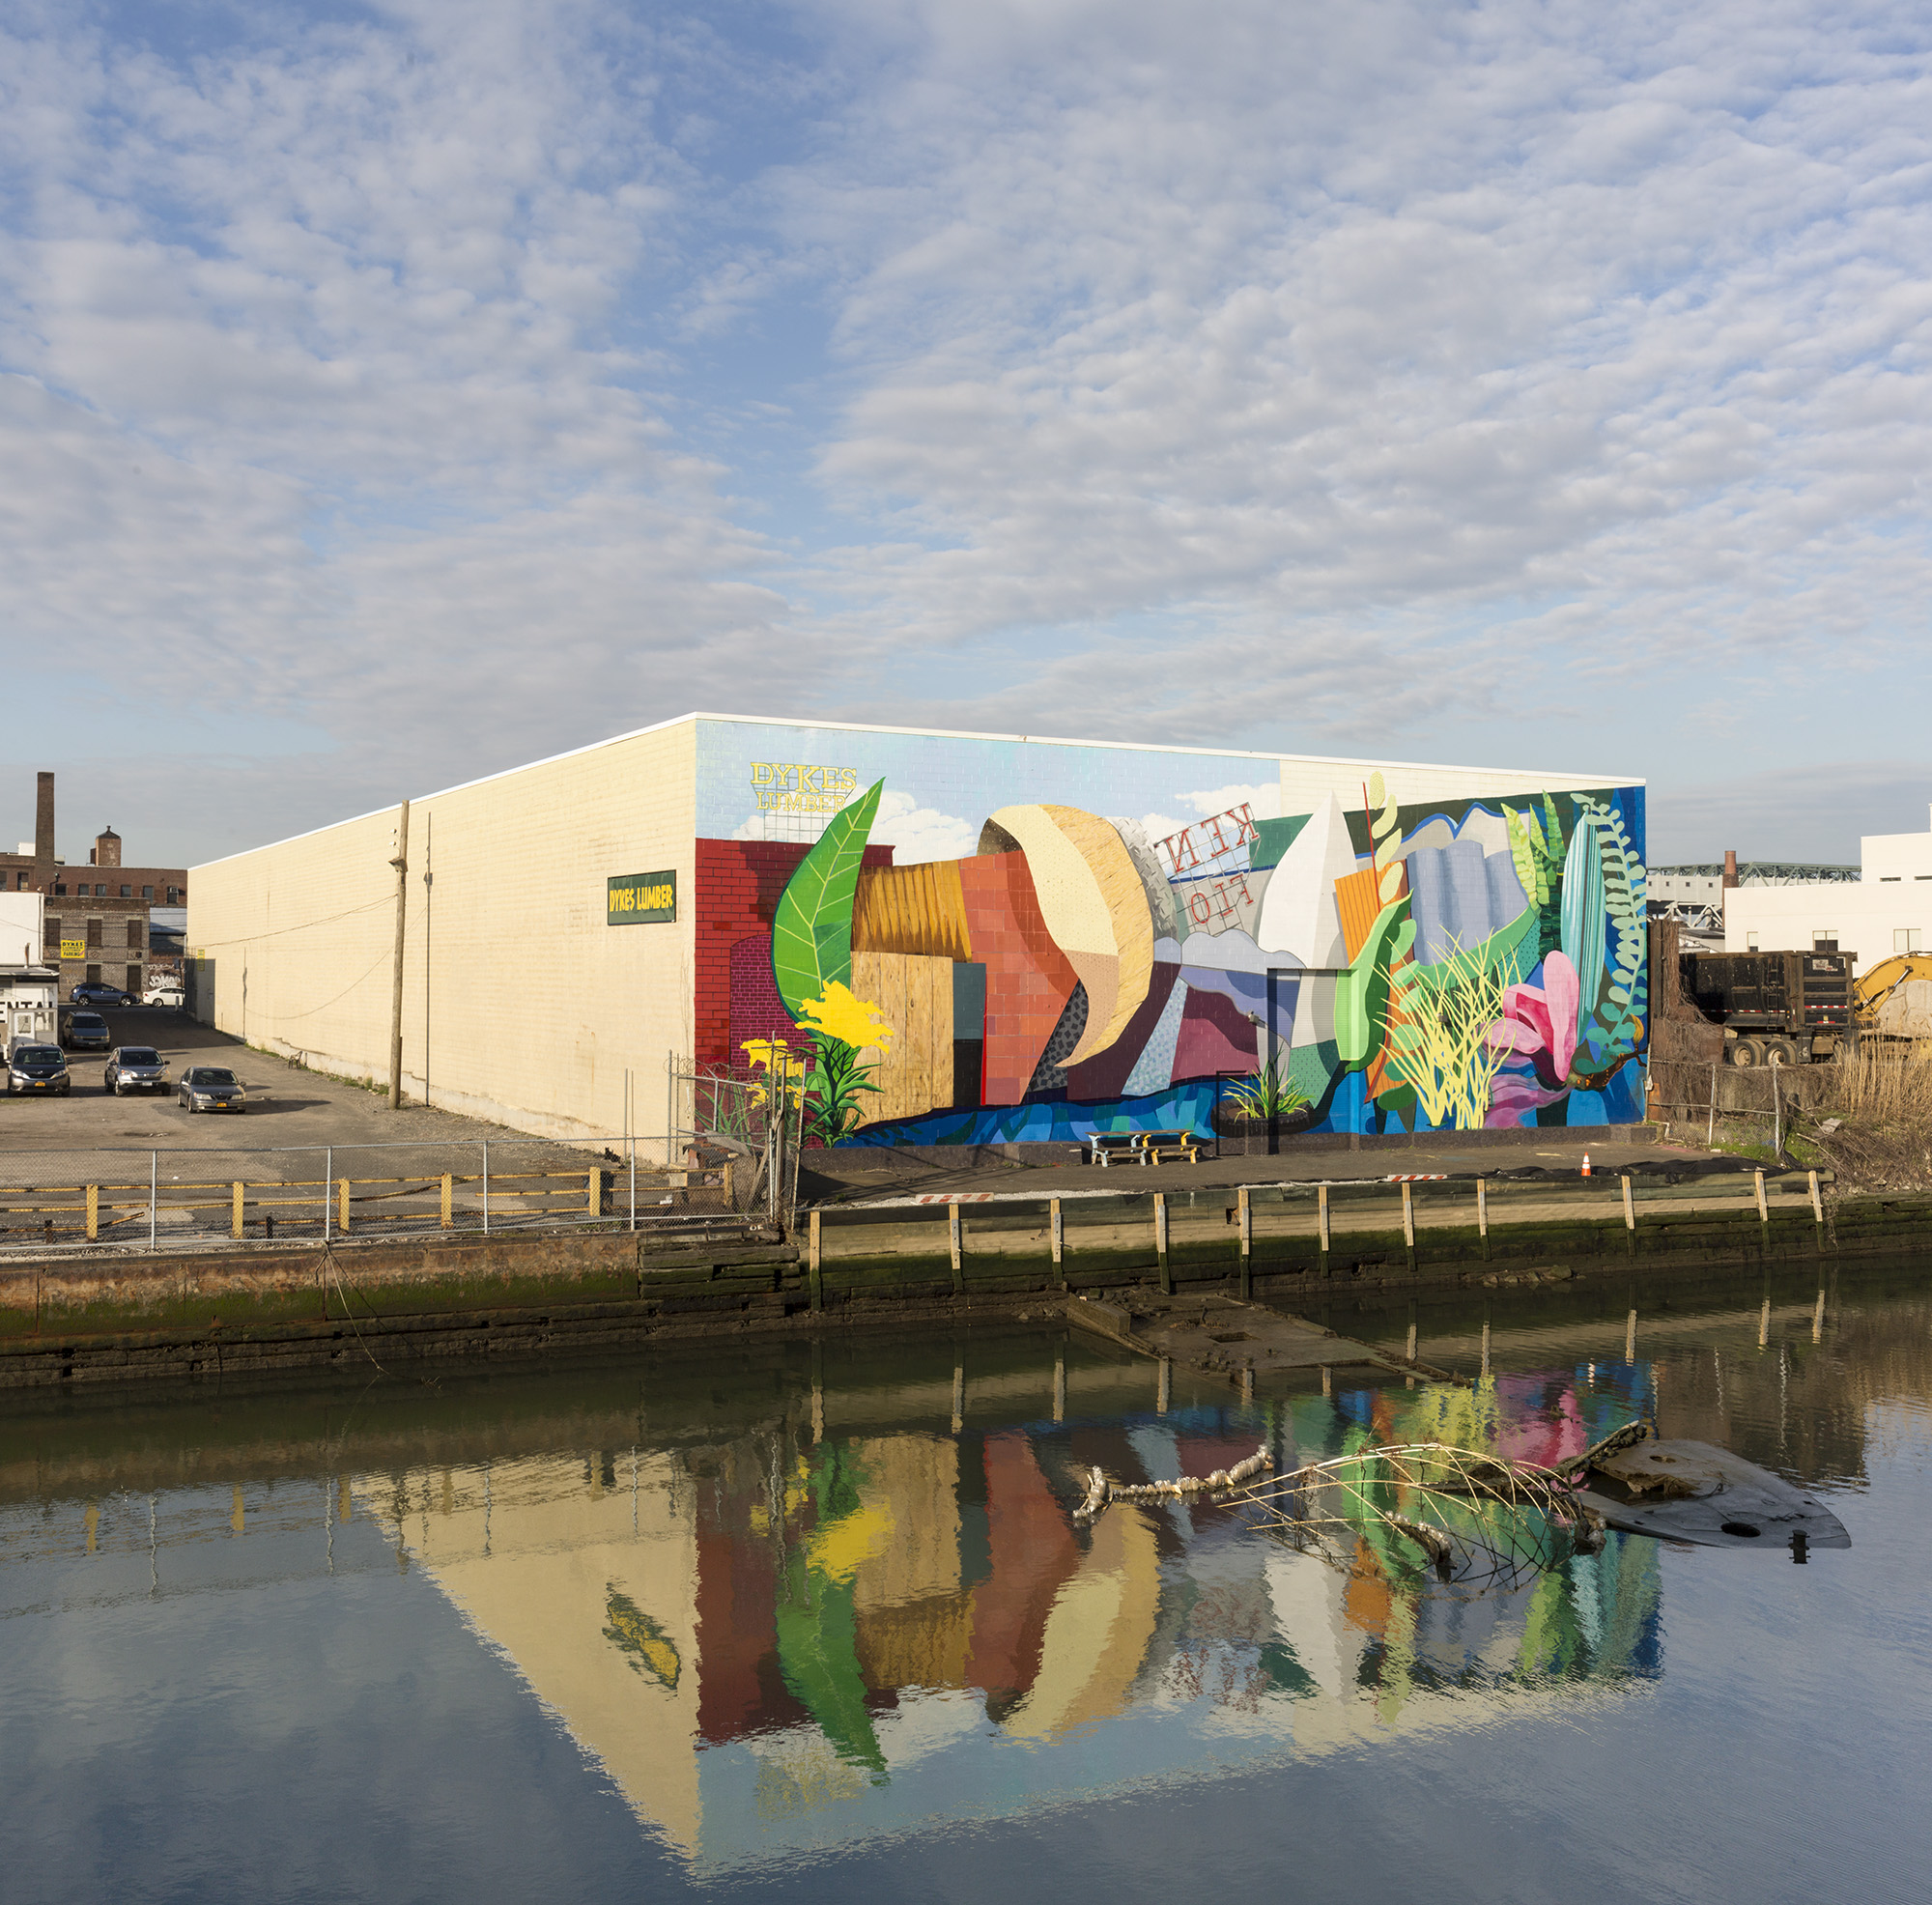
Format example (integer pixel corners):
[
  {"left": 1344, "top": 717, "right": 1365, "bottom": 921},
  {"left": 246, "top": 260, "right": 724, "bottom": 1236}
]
[
  {"left": 740, "top": 1037, "right": 806, "bottom": 1106},
  {"left": 798, "top": 982, "right": 895, "bottom": 1053}
]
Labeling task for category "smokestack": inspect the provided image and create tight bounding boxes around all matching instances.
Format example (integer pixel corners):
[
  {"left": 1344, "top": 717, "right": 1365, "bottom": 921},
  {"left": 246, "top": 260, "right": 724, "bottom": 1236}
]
[
  {"left": 33, "top": 772, "right": 53, "bottom": 881},
  {"left": 1722, "top": 848, "right": 1740, "bottom": 890}
]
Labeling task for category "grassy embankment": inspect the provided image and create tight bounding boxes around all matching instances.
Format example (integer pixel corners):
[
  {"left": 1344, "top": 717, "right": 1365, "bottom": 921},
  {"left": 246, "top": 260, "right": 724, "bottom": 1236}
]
[{"left": 1771, "top": 1046, "right": 1932, "bottom": 1188}]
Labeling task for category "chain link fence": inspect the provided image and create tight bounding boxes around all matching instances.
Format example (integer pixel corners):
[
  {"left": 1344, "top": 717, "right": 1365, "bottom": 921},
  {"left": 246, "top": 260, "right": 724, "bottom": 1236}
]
[
  {"left": 668, "top": 1054, "right": 807, "bottom": 1228},
  {"left": 0, "top": 1134, "right": 758, "bottom": 1256}
]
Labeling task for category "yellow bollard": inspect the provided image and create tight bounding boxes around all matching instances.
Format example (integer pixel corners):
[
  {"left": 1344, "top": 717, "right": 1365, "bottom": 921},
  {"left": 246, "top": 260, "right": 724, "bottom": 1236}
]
[
  {"left": 440, "top": 1172, "right": 453, "bottom": 1229},
  {"left": 587, "top": 1168, "right": 599, "bottom": 1216},
  {"left": 85, "top": 1183, "right": 99, "bottom": 1242},
  {"left": 232, "top": 1181, "right": 244, "bottom": 1239},
  {"left": 338, "top": 1178, "right": 351, "bottom": 1233}
]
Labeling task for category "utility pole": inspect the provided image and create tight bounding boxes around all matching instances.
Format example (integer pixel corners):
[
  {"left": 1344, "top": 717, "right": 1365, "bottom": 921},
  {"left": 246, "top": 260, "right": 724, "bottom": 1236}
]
[{"left": 388, "top": 799, "right": 410, "bottom": 1109}]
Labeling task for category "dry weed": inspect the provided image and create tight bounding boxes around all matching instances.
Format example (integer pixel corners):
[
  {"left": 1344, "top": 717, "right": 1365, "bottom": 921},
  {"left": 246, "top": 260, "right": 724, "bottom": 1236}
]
[{"left": 1808, "top": 1044, "right": 1932, "bottom": 1188}]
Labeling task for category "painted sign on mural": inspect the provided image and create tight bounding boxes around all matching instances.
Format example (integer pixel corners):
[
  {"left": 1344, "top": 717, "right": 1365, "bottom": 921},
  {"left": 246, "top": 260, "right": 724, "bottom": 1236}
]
[{"left": 695, "top": 723, "right": 1646, "bottom": 1143}]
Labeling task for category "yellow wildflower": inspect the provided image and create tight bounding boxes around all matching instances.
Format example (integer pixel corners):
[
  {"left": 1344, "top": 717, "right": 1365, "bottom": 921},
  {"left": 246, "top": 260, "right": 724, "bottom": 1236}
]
[{"left": 798, "top": 982, "right": 895, "bottom": 1052}]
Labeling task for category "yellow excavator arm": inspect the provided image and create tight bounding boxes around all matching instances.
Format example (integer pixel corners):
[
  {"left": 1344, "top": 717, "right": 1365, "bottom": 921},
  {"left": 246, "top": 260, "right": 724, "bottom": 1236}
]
[{"left": 1855, "top": 953, "right": 1932, "bottom": 1031}]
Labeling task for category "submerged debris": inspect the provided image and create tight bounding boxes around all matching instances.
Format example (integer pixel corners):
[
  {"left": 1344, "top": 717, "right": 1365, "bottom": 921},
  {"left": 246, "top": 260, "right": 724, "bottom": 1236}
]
[{"left": 1073, "top": 1415, "right": 1849, "bottom": 1574}]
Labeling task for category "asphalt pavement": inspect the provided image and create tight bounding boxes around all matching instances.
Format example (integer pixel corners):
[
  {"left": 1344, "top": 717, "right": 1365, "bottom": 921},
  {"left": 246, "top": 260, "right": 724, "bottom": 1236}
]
[{"left": 1, "top": 1007, "right": 528, "bottom": 1154}]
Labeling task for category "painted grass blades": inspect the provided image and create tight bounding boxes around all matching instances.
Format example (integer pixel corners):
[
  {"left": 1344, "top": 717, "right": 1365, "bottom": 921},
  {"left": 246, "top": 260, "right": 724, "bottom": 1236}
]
[{"left": 770, "top": 779, "right": 885, "bottom": 1019}]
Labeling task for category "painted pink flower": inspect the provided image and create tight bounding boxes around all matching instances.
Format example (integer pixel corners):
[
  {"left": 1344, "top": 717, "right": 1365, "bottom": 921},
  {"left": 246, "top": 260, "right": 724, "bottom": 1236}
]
[
  {"left": 1485, "top": 952, "right": 1580, "bottom": 1087},
  {"left": 1485, "top": 1069, "right": 1572, "bottom": 1127}
]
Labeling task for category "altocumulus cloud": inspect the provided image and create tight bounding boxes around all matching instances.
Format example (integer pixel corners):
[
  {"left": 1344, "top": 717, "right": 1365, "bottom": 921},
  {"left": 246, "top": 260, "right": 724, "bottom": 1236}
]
[{"left": 2, "top": 0, "right": 1930, "bottom": 861}]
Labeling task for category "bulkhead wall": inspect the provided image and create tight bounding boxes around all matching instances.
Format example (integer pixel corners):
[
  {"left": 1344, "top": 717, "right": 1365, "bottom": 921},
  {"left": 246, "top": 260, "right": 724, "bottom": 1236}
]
[{"left": 186, "top": 721, "right": 697, "bottom": 1141}]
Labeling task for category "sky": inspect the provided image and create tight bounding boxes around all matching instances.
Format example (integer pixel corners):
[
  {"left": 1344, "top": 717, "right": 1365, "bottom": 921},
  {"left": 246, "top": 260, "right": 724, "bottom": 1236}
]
[{"left": 3, "top": 0, "right": 1930, "bottom": 870}]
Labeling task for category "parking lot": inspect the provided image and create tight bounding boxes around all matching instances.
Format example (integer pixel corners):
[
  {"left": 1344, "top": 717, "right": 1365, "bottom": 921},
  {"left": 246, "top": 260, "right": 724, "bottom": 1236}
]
[
  {"left": 2, "top": 1006, "right": 538, "bottom": 1152},
  {"left": 0, "top": 1008, "right": 735, "bottom": 1251}
]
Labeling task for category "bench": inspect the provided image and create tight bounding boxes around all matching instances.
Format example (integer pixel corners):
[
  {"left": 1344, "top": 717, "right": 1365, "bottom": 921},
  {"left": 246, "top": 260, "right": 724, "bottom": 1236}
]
[
  {"left": 1135, "top": 1129, "right": 1205, "bottom": 1165},
  {"left": 1082, "top": 1130, "right": 1206, "bottom": 1167}
]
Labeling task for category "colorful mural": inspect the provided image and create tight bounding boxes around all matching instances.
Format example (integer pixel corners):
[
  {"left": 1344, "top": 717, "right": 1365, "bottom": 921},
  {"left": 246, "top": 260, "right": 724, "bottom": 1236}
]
[{"left": 694, "top": 724, "right": 1646, "bottom": 1142}]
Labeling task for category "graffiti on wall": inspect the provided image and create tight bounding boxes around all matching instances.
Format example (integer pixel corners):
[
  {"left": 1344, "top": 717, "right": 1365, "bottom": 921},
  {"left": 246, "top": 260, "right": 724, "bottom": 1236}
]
[{"left": 700, "top": 731, "right": 1646, "bottom": 1142}]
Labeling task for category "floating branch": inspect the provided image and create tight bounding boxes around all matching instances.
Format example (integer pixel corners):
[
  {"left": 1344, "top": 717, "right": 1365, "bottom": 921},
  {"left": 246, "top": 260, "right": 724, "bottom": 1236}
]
[{"left": 1074, "top": 1444, "right": 1273, "bottom": 1519}]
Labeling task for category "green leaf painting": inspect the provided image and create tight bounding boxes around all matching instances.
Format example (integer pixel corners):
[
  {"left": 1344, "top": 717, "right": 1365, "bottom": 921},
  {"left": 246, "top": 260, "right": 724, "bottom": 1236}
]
[
  {"left": 1559, "top": 810, "right": 1605, "bottom": 1010},
  {"left": 1577, "top": 797, "right": 1648, "bottom": 1059},
  {"left": 770, "top": 780, "right": 885, "bottom": 1019},
  {"left": 1334, "top": 899, "right": 1415, "bottom": 1066}
]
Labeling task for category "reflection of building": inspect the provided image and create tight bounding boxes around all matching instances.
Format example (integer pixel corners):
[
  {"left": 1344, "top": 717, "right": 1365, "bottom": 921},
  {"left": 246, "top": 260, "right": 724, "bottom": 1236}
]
[
  {"left": 361, "top": 1382, "right": 1661, "bottom": 1875},
  {"left": 190, "top": 715, "right": 1646, "bottom": 1142},
  {"left": 354, "top": 1452, "right": 705, "bottom": 1857}
]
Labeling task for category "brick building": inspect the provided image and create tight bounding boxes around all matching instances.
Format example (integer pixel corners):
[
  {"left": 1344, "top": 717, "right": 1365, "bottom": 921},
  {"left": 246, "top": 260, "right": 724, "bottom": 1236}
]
[{"left": 0, "top": 773, "right": 189, "bottom": 997}]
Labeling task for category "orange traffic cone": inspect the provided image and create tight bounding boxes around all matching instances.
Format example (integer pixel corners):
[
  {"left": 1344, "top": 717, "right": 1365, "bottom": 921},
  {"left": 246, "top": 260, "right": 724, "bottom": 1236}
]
[{"left": 1581, "top": 1151, "right": 1592, "bottom": 1178}]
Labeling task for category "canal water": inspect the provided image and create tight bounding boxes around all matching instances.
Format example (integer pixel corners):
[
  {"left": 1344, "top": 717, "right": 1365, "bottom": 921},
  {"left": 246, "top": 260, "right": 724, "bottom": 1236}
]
[{"left": 2, "top": 1265, "right": 1928, "bottom": 1903}]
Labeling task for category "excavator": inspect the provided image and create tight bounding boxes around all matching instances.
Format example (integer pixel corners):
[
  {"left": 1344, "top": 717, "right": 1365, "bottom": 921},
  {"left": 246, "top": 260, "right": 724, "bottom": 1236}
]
[{"left": 1854, "top": 953, "right": 1932, "bottom": 1043}]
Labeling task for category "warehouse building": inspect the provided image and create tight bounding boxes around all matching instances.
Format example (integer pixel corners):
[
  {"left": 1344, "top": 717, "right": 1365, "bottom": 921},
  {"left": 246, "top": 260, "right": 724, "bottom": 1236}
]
[
  {"left": 1724, "top": 807, "right": 1932, "bottom": 971},
  {"left": 187, "top": 716, "right": 1649, "bottom": 1144}
]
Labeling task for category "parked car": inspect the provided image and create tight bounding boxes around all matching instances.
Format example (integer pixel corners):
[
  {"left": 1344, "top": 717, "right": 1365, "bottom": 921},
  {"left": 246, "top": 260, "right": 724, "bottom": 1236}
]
[
  {"left": 104, "top": 1046, "right": 170, "bottom": 1095},
  {"left": 8, "top": 1044, "right": 71, "bottom": 1096},
  {"left": 142, "top": 984, "right": 185, "bottom": 1009},
  {"left": 71, "top": 981, "right": 134, "bottom": 1008},
  {"left": 60, "top": 1009, "right": 112, "bottom": 1052},
  {"left": 179, "top": 1066, "right": 246, "bottom": 1113}
]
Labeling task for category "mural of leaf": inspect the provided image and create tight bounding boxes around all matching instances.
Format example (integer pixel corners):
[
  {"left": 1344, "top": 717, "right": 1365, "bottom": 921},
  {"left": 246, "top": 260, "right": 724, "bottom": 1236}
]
[
  {"left": 1505, "top": 810, "right": 1539, "bottom": 909},
  {"left": 770, "top": 779, "right": 885, "bottom": 1019},
  {"left": 1559, "top": 810, "right": 1606, "bottom": 1016},
  {"left": 1334, "top": 900, "right": 1413, "bottom": 1065},
  {"left": 1579, "top": 798, "right": 1649, "bottom": 1058}
]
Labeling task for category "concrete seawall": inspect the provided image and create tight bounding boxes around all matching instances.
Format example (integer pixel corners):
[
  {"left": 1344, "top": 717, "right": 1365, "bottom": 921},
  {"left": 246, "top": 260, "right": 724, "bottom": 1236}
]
[{"left": 3, "top": 1168, "right": 1929, "bottom": 1387}]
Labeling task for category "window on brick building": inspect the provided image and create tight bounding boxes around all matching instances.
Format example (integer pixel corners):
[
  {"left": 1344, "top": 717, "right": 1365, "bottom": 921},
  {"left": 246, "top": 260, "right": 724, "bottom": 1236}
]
[
  {"left": 121, "top": 884, "right": 131, "bottom": 898},
  {"left": 142, "top": 886, "right": 153, "bottom": 901},
  {"left": 86, "top": 918, "right": 101, "bottom": 949},
  {"left": 53, "top": 883, "right": 66, "bottom": 896},
  {"left": 95, "top": 883, "right": 106, "bottom": 896},
  {"left": 126, "top": 965, "right": 142, "bottom": 995},
  {"left": 166, "top": 887, "right": 179, "bottom": 905},
  {"left": 43, "top": 918, "right": 60, "bottom": 954},
  {"left": 126, "top": 920, "right": 142, "bottom": 951}
]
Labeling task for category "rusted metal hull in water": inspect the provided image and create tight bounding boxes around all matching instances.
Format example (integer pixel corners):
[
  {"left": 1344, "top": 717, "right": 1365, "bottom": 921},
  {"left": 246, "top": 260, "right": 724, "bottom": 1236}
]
[{"left": 1576, "top": 1439, "right": 1850, "bottom": 1553}]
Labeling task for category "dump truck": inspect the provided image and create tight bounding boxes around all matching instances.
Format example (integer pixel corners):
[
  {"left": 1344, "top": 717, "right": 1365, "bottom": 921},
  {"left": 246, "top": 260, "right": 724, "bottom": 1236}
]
[{"left": 1679, "top": 950, "right": 1856, "bottom": 1066}]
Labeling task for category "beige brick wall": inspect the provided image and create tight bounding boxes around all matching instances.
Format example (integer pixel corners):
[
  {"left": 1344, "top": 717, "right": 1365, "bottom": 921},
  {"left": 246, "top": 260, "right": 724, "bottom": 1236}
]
[
  {"left": 187, "top": 722, "right": 696, "bottom": 1142},
  {"left": 1278, "top": 755, "right": 1631, "bottom": 815}
]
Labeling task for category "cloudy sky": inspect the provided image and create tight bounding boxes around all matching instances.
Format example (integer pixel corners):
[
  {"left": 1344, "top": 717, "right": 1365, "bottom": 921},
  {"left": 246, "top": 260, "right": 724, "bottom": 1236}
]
[{"left": 3, "top": 0, "right": 1929, "bottom": 868}]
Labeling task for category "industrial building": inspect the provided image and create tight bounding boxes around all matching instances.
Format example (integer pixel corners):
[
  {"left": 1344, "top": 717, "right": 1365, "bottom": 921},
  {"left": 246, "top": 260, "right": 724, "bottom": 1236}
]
[
  {"left": 1724, "top": 809, "right": 1932, "bottom": 971},
  {"left": 2, "top": 772, "right": 189, "bottom": 998},
  {"left": 187, "top": 716, "right": 1649, "bottom": 1144}
]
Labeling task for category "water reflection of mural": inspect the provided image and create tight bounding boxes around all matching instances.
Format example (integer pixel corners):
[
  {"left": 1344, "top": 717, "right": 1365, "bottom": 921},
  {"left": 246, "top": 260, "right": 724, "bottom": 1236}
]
[
  {"left": 368, "top": 1372, "right": 1660, "bottom": 1873},
  {"left": 695, "top": 723, "right": 1646, "bottom": 1142}
]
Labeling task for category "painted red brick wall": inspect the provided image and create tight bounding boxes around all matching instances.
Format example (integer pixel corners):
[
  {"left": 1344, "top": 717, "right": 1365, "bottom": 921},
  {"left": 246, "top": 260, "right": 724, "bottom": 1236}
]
[{"left": 695, "top": 839, "right": 895, "bottom": 1066}]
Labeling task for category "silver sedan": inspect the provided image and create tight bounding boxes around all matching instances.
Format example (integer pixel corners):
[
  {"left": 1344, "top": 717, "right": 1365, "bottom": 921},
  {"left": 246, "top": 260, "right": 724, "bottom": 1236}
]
[
  {"left": 178, "top": 1066, "right": 247, "bottom": 1113},
  {"left": 104, "top": 1046, "right": 170, "bottom": 1095}
]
